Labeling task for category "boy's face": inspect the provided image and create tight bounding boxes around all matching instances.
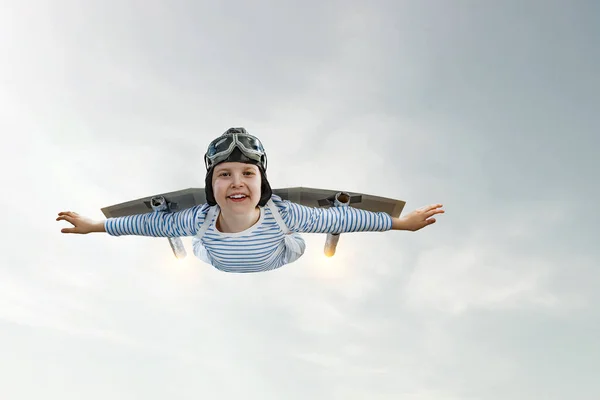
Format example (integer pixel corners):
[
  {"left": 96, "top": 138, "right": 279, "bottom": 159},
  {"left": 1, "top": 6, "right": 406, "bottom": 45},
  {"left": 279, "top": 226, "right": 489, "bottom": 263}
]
[{"left": 212, "top": 162, "right": 262, "bottom": 212}]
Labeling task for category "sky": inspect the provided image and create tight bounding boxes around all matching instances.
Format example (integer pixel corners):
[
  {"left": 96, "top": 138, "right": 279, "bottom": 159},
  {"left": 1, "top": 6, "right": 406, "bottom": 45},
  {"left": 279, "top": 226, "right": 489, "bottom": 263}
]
[{"left": 1, "top": 0, "right": 599, "bottom": 399}]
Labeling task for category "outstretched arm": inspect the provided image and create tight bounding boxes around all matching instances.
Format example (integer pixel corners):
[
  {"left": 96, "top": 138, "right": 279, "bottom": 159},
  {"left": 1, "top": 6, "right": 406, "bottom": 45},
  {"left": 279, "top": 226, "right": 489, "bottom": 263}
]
[
  {"left": 56, "top": 204, "right": 208, "bottom": 237},
  {"left": 279, "top": 199, "right": 392, "bottom": 234},
  {"left": 276, "top": 198, "right": 444, "bottom": 234}
]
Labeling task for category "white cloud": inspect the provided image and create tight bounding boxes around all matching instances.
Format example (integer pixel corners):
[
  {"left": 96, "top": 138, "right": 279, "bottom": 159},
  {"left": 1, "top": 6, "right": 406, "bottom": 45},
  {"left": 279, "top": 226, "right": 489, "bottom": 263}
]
[
  {"left": 405, "top": 243, "right": 559, "bottom": 314},
  {"left": 1, "top": 1, "right": 599, "bottom": 399}
]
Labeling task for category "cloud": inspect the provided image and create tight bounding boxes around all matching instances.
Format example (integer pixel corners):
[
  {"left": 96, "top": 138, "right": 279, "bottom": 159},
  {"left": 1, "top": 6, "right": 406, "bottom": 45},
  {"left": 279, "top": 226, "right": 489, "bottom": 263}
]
[
  {"left": 405, "top": 243, "right": 559, "bottom": 314},
  {"left": 403, "top": 201, "right": 588, "bottom": 315},
  {"left": 1, "top": 1, "right": 599, "bottom": 399}
]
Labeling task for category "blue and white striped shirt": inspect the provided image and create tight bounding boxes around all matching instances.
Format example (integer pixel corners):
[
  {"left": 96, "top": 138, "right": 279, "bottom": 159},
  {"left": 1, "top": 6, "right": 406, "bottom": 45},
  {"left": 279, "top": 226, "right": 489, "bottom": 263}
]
[{"left": 104, "top": 194, "right": 393, "bottom": 273}]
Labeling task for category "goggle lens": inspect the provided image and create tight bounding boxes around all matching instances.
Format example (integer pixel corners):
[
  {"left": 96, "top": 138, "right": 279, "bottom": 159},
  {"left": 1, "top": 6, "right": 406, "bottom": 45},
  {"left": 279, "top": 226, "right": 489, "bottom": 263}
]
[{"left": 237, "top": 135, "right": 264, "bottom": 154}]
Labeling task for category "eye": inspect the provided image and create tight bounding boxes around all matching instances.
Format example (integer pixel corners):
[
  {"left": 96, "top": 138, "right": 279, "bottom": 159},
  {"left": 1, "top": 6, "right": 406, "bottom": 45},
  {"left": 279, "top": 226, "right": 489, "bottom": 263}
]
[
  {"left": 244, "top": 171, "right": 255, "bottom": 176},
  {"left": 218, "top": 172, "right": 230, "bottom": 177}
]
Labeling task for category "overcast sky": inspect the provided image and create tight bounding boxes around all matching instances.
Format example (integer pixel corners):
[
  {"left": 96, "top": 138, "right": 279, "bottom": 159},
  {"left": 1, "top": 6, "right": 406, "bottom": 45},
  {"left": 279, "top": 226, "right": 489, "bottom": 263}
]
[{"left": 2, "top": 1, "right": 599, "bottom": 399}]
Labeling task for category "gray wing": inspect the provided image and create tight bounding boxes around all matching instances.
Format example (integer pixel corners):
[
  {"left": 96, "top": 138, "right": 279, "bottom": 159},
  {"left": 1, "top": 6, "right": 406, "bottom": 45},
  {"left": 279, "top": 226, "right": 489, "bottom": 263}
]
[
  {"left": 272, "top": 187, "right": 406, "bottom": 218},
  {"left": 101, "top": 188, "right": 206, "bottom": 218},
  {"left": 101, "top": 186, "right": 405, "bottom": 219}
]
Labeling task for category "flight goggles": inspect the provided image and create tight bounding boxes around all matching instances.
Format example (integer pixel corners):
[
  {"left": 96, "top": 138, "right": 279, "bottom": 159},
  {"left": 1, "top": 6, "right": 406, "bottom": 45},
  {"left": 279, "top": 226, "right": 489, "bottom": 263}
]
[{"left": 204, "top": 130, "right": 267, "bottom": 171}]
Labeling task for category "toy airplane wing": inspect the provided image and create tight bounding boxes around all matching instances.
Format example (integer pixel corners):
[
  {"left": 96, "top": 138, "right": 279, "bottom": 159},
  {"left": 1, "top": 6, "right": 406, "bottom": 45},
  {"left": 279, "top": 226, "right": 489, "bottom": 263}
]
[
  {"left": 101, "top": 188, "right": 206, "bottom": 218},
  {"left": 100, "top": 186, "right": 405, "bottom": 259},
  {"left": 100, "top": 188, "right": 206, "bottom": 260},
  {"left": 274, "top": 187, "right": 406, "bottom": 257},
  {"left": 272, "top": 186, "right": 405, "bottom": 218},
  {"left": 100, "top": 186, "right": 405, "bottom": 218}
]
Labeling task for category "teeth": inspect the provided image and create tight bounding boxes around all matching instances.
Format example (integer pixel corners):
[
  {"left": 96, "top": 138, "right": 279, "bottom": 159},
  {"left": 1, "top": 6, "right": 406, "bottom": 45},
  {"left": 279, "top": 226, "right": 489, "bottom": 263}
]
[{"left": 229, "top": 194, "right": 246, "bottom": 199}]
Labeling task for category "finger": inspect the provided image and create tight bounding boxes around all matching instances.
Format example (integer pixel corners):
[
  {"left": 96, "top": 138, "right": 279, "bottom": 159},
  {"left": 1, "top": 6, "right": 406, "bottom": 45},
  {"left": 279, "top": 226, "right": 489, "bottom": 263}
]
[
  {"left": 417, "top": 204, "right": 442, "bottom": 213},
  {"left": 425, "top": 209, "right": 445, "bottom": 217},
  {"left": 61, "top": 227, "right": 77, "bottom": 233},
  {"left": 56, "top": 215, "right": 76, "bottom": 225}
]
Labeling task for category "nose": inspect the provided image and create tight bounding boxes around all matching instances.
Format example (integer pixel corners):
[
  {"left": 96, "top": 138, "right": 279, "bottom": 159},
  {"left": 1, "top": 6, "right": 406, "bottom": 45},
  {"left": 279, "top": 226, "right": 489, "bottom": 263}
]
[{"left": 230, "top": 173, "right": 244, "bottom": 187}]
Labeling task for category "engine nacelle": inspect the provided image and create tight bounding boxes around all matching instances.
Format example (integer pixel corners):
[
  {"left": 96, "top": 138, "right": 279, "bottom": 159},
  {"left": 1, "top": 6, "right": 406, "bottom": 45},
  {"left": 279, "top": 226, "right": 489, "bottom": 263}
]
[
  {"left": 167, "top": 237, "right": 187, "bottom": 259},
  {"left": 324, "top": 191, "right": 351, "bottom": 257},
  {"left": 151, "top": 195, "right": 187, "bottom": 259},
  {"left": 150, "top": 196, "right": 169, "bottom": 212},
  {"left": 324, "top": 233, "right": 340, "bottom": 257}
]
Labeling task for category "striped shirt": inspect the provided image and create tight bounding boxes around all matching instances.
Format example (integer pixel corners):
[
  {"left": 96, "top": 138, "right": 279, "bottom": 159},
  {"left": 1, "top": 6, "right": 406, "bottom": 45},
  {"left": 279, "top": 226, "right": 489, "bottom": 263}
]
[{"left": 104, "top": 194, "right": 393, "bottom": 273}]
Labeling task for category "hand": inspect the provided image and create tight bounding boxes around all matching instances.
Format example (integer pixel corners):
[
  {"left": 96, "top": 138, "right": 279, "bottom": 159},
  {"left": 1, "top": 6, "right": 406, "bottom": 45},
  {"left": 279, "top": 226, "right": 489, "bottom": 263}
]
[
  {"left": 56, "top": 211, "right": 105, "bottom": 234},
  {"left": 395, "top": 204, "right": 445, "bottom": 232}
]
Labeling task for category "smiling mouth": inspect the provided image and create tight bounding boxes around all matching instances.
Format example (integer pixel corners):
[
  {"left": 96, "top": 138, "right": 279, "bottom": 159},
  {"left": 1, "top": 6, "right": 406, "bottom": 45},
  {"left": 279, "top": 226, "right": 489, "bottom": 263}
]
[{"left": 228, "top": 194, "right": 248, "bottom": 200}]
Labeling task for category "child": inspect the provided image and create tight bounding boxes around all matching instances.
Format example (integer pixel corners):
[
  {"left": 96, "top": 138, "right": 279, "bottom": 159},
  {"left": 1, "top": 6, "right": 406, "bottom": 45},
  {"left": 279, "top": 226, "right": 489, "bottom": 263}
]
[{"left": 57, "top": 128, "right": 445, "bottom": 273}]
